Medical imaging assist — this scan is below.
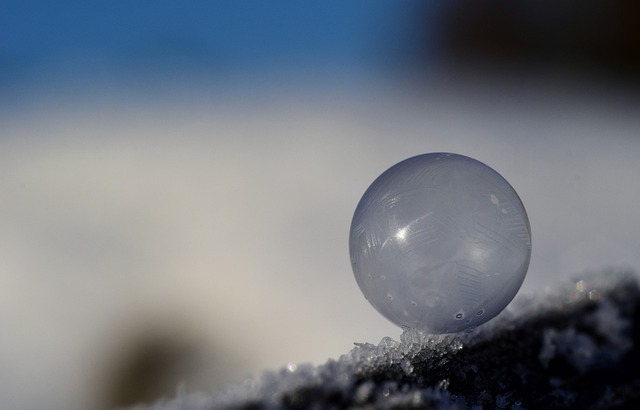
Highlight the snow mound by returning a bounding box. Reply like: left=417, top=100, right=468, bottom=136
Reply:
left=136, top=270, right=640, bottom=409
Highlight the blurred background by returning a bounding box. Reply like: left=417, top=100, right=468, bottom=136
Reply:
left=1, top=1, right=639, bottom=409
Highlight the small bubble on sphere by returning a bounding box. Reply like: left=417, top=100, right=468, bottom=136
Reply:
left=349, top=153, right=531, bottom=334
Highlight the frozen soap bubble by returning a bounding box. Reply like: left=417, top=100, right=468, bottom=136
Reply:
left=349, top=153, right=531, bottom=334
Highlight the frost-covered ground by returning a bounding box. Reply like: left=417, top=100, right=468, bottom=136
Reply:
left=140, top=270, right=640, bottom=409
left=1, top=74, right=639, bottom=409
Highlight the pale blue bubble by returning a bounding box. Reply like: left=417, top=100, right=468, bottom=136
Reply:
left=349, top=153, right=531, bottom=334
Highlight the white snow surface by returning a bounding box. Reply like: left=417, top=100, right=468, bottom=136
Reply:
left=139, top=271, right=636, bottom=409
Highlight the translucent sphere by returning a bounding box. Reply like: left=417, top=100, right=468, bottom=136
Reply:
left=349, top=153, right=531, bottom=334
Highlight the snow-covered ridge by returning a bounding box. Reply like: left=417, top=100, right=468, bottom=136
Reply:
left=139, top=270, right=639, bottom=409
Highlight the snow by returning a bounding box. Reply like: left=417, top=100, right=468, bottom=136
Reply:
left=136, top=270, right=640, bottom=409
left=0, top=62, right=638, bottom=409
left=538, top=298, right=631, bottom=374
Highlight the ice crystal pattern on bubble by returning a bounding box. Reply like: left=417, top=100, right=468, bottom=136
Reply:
left=349, top=153, right=531, bottom=333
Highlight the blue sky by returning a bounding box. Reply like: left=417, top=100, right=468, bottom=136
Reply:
left=1, top=1, right=433, bottom=87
